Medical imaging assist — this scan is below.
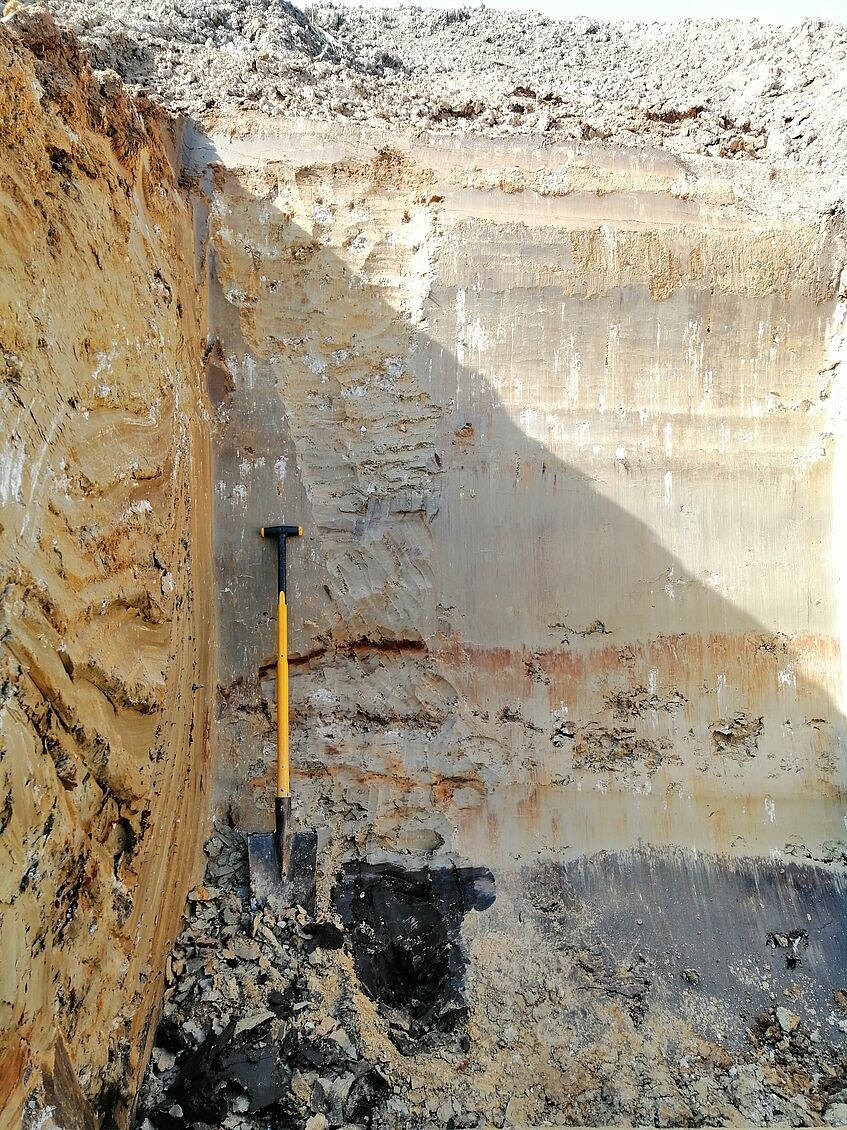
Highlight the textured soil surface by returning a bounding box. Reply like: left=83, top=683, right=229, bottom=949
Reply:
left=136, top=829, right=847, bottom=1129
left=0, top=7, right=213, bottom=1121
left=46, top=0, right=847, bottom=177
left=5, top=4, right=845, bottom=1127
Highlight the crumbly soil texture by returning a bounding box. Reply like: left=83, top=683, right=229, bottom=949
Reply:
left=49, top=0, right=847, bottom=179
left=136, top=829, right=847, bottom=1130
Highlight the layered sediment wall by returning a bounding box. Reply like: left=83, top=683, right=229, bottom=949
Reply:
left=196, top=122, right=847, bottom=1121
left=206, top=121, right=846, bottom=868
left=1, top=2, right=846, bottom=1126
left=0, top=12, right=213, bottom=1124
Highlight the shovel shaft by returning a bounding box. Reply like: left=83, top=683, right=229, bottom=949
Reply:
left=254, top=522, right=316, bottom=908
left=261, top=523, right=300, bottom=802
left=277, top=590, right=290, bottom=798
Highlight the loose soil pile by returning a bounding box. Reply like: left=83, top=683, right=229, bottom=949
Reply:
left=137, top=829, right=847, bottom=1129
left=47, top=0, right=847, bottom=177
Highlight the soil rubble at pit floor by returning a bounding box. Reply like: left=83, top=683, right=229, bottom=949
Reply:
left=45, top=0, right=847, bottom=182
left=135, top=827, right=847, bottom=1129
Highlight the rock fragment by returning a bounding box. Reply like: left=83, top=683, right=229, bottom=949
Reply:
left=776, top=1006, right=801, bottom=1034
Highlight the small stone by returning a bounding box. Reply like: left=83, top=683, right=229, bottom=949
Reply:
left=312, top=1078, right=339, bottom=1121
left=188, top=885, right=220, bottom=901
left=328, top=1027, right=357, bottom=1059
left=260, top=924, right=282, bottom=949
left=182, top=1020, right=205, bottom=1044
left=234, top=1009, right=275, bottom=1036
left=330, top=1072, right=355, bottom=1104
left=305, top=1116, right=329, bottom=1130
left=291, top=1069, right=313, bottom=1103
left=504, top=1095, right=527, bottom=1125
left=775, top=1006, right=800, bottom=1033
left=824, top=1104, right=847, bottom=1127
left=231, top=937, right=260, bottom=962
left=152, top=1046, right=176, bottom=1072
left=437, top=1098, right=455, bottom=1124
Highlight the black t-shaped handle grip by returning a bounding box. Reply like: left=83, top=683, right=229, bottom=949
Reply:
left=260, top=524, right=302, bottom=597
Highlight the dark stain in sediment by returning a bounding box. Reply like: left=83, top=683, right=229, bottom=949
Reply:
left=206, top=362, right=235, bottom=408
left=332, top=861, right=495, bottom=1049
left=286, top=636, right=428, bottom=670
left=519, top=848, right=847, bottom=1045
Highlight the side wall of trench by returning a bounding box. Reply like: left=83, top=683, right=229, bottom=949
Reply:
left=0, top=16, right=214, bottom=1125
left=9, top=16, right=845, bottom=1123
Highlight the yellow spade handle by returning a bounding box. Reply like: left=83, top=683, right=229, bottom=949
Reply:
left=277, top=591, right=290, bottom=798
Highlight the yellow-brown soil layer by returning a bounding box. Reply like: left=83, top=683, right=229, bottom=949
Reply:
left=0, top=10, right=212, bottom=1124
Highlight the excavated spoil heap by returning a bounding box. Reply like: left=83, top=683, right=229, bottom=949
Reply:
left=1, top=2, right=847, bottom=1127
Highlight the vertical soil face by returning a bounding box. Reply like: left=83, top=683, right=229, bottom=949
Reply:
left=206, top=123, right=846, bottom=868
left=0, top=12, right=213, bottom=1124
left=192, top=122, right=847, bottom=1122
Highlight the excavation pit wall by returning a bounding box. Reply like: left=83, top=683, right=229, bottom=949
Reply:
left=2, top=13, right=847, bottom=1122
left=0, top=12, right=214, bottom=1127
left=200, top=117, right=847, bottom=1075
left=205, top=122, right=847, bottom=861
